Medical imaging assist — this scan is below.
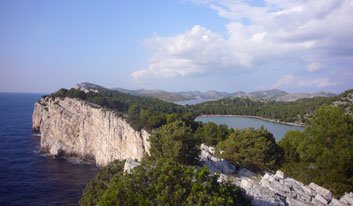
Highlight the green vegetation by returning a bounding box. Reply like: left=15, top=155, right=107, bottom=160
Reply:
left=194, top=122, right=233, bottom=146
left=216, top=127, right=284, bottom=172
left=80, top=159, right=250, bottom=206
left=279, top=106, right=353, bottom=196
left=190, top=96, right=338, bottom=124
left=149, top=121, right=200, bottom=165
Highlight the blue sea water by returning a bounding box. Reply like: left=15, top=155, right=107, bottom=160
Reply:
left=0, top=93, right=99, bottom=206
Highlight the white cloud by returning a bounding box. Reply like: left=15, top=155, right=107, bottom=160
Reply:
left=272, top=74, right=296, bottom=88
left=306, top=62, right=321, bottom=72
left=133, top=0, right=353, bottom=80
left=273, top=74, right=337, bottom=89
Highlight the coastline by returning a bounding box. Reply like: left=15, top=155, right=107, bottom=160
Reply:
left=196, top=114, right=304, bottom=127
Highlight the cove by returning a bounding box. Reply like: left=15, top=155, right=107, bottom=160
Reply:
left=195, top=115, right=304, bottom=141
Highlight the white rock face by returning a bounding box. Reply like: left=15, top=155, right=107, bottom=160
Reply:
left=32, top=97, right=150, bottom=166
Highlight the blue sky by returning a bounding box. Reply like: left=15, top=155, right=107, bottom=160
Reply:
left=1, top=0, right=352, bottom=93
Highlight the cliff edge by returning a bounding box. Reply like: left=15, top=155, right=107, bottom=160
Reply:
left=32, top=97, right=150, bottom=166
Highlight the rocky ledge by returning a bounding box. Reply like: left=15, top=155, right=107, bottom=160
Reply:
left=32, top=97, right=150, bottom=166
left=200, top=144, right=353, bottom=206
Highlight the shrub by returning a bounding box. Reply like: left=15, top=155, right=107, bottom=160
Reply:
left=149, top=121, right=200, bottom=165
left=216, top=127, right=283, bottom=172
left=80, top=160, right=250, bottom=206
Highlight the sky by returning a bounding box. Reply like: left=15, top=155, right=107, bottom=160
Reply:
left=1, top=0, right=353, bottom=93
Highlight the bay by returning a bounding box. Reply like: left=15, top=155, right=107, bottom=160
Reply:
left=195, top=115, right=304, bottom=141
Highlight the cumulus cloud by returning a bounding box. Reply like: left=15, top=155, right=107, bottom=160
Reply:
left=273, top=74, right=337, bottom=88
left=272, top=74, right=296, bottom=88
left=132, top=0, right=353, bottom=80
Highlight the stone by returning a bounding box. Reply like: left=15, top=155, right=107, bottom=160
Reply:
left=237, top=167, right=256, bottom=177
left=286, top=197, right=310, bottom=206
left=340, top=192, right=353, bottom=205
left=267, top=180, right=293, bottom=197
left=330, top=198, right=347, bottom=206
left=123, top=158, right=140, bottom=173
left=315, top=194, right=329, bottom=204
left=295, top=192, right=312, bottom=203
left=199, top=144, right=236, bottom=174
left=33, top=97, right=150, bottom=166
left=309, top=183, right=333, bottom=202
left=241, top=178, right=255, bottom=189
left=217, top=173, right=229, bottom=183
left=197, top=142, right=352, bottom=206
left=262, top=173, right=275, bottom=183
left=275, top=170, right=285, bottom=179
left=301, top=185, right=317, bottom=197
left=311, top=197, right=329, bottom=206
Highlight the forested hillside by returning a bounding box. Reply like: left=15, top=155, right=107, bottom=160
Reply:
left=190, top=90, right=353, bottom=124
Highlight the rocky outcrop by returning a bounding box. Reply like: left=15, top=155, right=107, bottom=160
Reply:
left=32, top=97, right=150, bottom=166
left=199, top=144, right=236, bottom=174
left=200, top=144, right=353, bottom=206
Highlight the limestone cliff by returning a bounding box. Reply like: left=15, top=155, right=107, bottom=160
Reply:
left=32, top=97, right=150, bottom=166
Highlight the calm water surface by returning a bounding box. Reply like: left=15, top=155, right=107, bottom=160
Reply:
left=195, top=115, right=304, bottom=141
left=174, top=99, right=217, bottom=105
left=0, top=93, right=99, bottom=206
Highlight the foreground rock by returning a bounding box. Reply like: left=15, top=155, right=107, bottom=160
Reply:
left=200, top=144, right=353, bottom=206
left=33, top=97, right=150, bottom=166
left=199, top=144, right=236, bottom=174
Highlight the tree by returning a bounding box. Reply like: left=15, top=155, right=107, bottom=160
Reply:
left=216, top=127, right=283, bottom=171
left=80, top=160, right=250, bottom=206
left=278, top=130, right=305, bottom=162
left=280, top=106, right=353, bottom=196
left=149, top=121, right=200, bottom=165
left=299, top=106, right=353, bottom=163
left=194, top=122, right=231, bottom=146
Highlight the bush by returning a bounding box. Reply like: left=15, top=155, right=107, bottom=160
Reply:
left=278, top=130, right=305, bottom=162
left=149, top=121, right=200, bottom=165
left=279, top=106, right=353, bottom=196
left=216, top=127, right=283, bottom=172
left=80, top=160, right=125, bottom=206
left=194, top=122, right=232, bottom=146
left=80, top=160, right=250, bottom=206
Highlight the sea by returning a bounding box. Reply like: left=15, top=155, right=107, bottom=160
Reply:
left=0, top=93, right=99, bottom=206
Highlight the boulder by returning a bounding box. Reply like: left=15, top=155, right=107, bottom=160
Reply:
left=330, top=198, right=347, bottom=206
left=315, top=194, right=329, bottom=205
left=275, top=170, right=285, bottom=179
left=340, top=192, right=353, bottom=205
left=309, top=183, right=333, bottom=202
left=286, top=197, right=310, bottom=206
